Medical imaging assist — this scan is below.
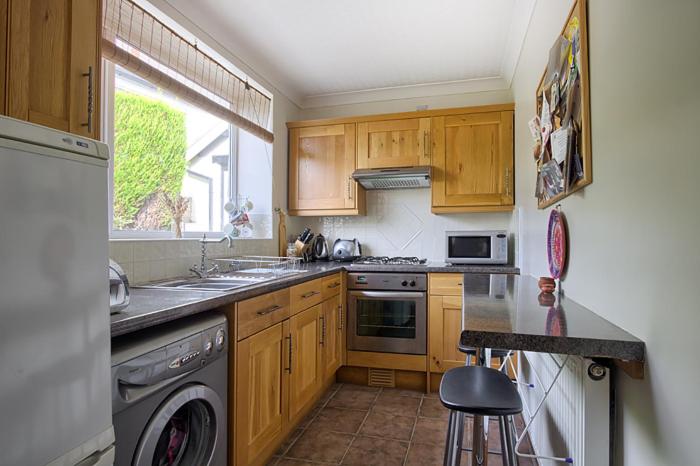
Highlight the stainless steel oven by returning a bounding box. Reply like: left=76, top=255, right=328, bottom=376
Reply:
left=347, top=273, right=427, bottom=355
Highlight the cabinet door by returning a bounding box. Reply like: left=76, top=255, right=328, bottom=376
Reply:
left=6, top=0, right=99, bottom=138
left=236, top=322, right=288, bottom=466
left=288, top=304, right=322, bottom=423
left=289, top=124, right=359, bottom=213
left=428, top=295, right=467, bottom=372
left=431, top=111, right=513, bottom=212
left=357, top=118, right=431, bottom=169
left=321, top=295, right=343, bottom=381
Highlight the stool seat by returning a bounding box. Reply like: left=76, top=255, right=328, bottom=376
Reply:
left=458, top=343, right=510, bottom=359
left=439, top=366, right=522, bottom=416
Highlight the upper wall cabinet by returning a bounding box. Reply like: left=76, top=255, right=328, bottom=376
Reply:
left=431, top=110, right=514, bottom=213
left=287, top=104, right=513, bottom=216
left=4, top=0, right=101, bottom=139
left=288, top=123, right=366, bottom=216
left=357, top=118, right=431, bottom=169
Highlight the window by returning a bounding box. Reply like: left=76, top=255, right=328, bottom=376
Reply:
left=104, top=62, right=273, bottom=239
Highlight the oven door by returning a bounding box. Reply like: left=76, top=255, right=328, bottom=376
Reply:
left=347, top=290, right=426, bottom=355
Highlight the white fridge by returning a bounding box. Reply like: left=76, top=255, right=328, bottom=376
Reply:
left=0, top=116, right=114, bottom=466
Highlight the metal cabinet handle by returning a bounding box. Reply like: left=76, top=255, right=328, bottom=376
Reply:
left=81, top=66, right=94, bottom=134
left=256, top=304, right=281, bottom=316
left=285, top=335, right=292, bottom=373
left=327, top=282, right=341, bottom=289
left=337, top=304, right=343, bottom=330
left=423, top=131, right=430, bottom=158
left=319, top=316, right=326, bottom=345
left=301, top=290, right=320, bottom=299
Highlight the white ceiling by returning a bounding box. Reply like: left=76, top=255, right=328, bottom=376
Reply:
left=160, top=0, right=536, bottom=108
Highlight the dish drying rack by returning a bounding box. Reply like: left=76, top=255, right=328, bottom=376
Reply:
left=212, top=255, right=302, bottom=276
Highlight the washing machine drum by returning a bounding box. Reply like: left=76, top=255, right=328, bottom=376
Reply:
left=134, top=384, right=224, bottom=466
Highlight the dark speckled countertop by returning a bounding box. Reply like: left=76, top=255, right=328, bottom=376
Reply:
left=459, top=274, right=645, bottom=363
left=111, top=262, right=519, bottom=337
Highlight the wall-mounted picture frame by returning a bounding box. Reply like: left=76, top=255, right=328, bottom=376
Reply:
left=534, top=0, right=592, bottom=209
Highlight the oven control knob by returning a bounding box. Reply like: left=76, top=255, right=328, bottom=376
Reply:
left=409, top=280, right=416, bottom=287
left=401, top=280, right=408, bottom=286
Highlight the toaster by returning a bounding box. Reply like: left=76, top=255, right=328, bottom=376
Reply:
left=109, top=259, right=130, bottom=313
left=331, top=238, right=362, bottom=262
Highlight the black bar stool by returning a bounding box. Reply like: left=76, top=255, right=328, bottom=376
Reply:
left=440, top=365, right=523, bottom=466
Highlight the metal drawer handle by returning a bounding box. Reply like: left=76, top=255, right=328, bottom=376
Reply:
left=301, top=290, right=320, bottom=299
left=285, top=335, right=292, bottom=373
left=327, top=282, right=341, bottom=289
left=256, top=304, right=282, bottom=316
left=81, top=66, right=94, bottom=133
left=319, top=316, right=325, bottom=345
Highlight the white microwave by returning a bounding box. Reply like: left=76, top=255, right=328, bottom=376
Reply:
left=445, top=230, right=508, bottom=265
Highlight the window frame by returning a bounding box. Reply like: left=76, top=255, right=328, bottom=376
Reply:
left=103, top=59, right=239, bottom=240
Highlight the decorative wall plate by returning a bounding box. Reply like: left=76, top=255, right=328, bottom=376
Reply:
left=547, top=209, right=567, bottom=279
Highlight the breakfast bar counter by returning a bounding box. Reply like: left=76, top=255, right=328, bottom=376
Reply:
left=459, top=273, right=645, bottom=372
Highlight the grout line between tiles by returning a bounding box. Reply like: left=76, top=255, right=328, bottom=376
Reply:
left=334, top=385, right=382, bottom=465
left=401, top=393, right=424, bottom=466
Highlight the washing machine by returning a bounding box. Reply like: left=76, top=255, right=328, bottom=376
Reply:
left=111, top=312, right=228, bottom=466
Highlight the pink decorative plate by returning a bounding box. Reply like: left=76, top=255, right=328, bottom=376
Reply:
left=547, top=209, right=567, bottom=279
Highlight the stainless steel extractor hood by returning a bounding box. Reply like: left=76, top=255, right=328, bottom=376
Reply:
left=351, top=166, right=431, bottom=190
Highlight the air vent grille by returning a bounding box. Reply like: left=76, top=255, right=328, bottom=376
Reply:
left=367, top=178, right=422, bottom=189
left=368, top=368, right=395, bottom=387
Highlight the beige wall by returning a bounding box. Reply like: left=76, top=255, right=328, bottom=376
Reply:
left=512, top=1, right=700, bottom=464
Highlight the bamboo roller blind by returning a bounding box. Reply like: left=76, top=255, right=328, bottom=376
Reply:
left=102, top=0, right=274, bottom=143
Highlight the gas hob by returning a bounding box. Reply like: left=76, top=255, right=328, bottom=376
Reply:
left=351, top=256, right=428, bottom=266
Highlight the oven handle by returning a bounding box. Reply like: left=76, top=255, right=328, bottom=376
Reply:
left=349, top=290, right=426, bottom=299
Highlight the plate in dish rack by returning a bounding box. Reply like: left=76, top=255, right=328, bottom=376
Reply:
left=547, top=209, right=567, bottom=279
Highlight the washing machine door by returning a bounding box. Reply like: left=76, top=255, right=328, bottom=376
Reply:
left=133, top=384, right=224, bottom=466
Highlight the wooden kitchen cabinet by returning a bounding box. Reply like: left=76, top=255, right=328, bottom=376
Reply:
left=0, top=0, right=7, bottom=114
left=4, top=0, right=101, bottom=139
left=356, top=117, right=431, bottom=169
left=431, top=111, right=514, bottom=213
left=235, top=321, right=290, bottom=466
left=288, top=123, right=366, bottom=216
left=321, top=293, right=343, bottom=382
left=288, top=304, right=322, bottom=424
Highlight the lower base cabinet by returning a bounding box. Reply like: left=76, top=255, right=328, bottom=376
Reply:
left=288, top=305, right=322, bottom=424
left=321, top=294, right=343, bottom=381
left=235, top=321, right=289, bottom=466
left=234, top=274, right=345, bottom=465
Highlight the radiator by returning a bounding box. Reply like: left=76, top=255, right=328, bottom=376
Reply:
left=518, top=352, right=610, bottom=465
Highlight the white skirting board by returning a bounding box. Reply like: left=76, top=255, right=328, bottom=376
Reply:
left=518, top=352, right=610, bottom=465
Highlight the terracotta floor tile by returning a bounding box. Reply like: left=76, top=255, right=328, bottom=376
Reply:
left=405, top=442, right=444, bottom=466
left=372, top=392, right=421, bottom=417
left=341, top=436, right=409, bottom=466
left=276, top=458, right=333, bottom=465
left=418, top=397, right=449, bottom=419
left=296, top=406, right=321, bottom=429
left=380, top=387, right=424, bottom=398
left=285, top=427, right=353, bottom=463
left=411, top=416, right=449, bottom=445
left=327, top=386, right=379, bottom=410
left=309, top=406, right=368, bottom=434
left=359, top=409, right=416, bottom=441
left=276, top=428, right=303, bottom=456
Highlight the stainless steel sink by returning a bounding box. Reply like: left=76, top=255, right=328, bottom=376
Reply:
left=138, top=276, right=268, bottom=291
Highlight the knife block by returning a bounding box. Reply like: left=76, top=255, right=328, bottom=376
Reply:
left=294, top=240, right=313, bottom=262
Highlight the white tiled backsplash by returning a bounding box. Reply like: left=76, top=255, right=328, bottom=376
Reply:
left=109, top=239, right=273, bottom=285
left=294, top=189, right=517, bottom=262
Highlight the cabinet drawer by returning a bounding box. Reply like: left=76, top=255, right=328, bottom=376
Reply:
left=322, top=274, right=342, bottom=299
left=429, top=273, right=463, bottom=296
left=237, top=288, right=290, bottom=340
left=290, top=278, right=324, bottom=315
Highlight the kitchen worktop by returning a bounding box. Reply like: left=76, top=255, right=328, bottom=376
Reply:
left=111, top=262, right=519, bottom=337
left=459, top=273, right=645, bottom=366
